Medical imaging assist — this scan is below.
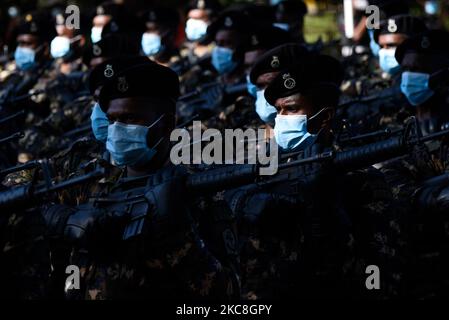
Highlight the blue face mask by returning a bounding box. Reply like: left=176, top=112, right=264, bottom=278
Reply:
left=273, top=23, right=290, bottom=31
left=368, top=29, right=380, bottom=57
left=212, top=46, right=237, bottom=75
left=14, top=46, right=36, bottom=70
left=378, top=48, right=400, bottom=75
left=185, top=18, right=208, bottom=41
left=106, top=115, right=164, bottom=167
left=255, top=89, right=277, bottom=123
left=270, top=0, right=284, bottom=5
left=91, top=26, right=103, bottom=43
left=246, top=74, right=257, bottom=97
left=50, top=36, right=71, bottom=59
left=425, top=1, right=439, bottom=15
left=90, top=103, right=109, bottom=143
left=401, top=71, right=435, bottom=106
left=274, top=114, right=314, bottom=151
left=141, top=33, right=162, bottom=56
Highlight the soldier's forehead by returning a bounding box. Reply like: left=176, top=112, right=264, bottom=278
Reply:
left=106, top=97, right=169, bottom=114
left=275, top=94, right=302, bottom=107
left=256, top=71, right=280, bottom=85
left=378, top=33, right=407, bottom=45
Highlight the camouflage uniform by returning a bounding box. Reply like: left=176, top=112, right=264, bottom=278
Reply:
left=227, top=137, right=403, bottom=299
left=377, top=138, right=449, bottom=298
left=44, top=165, right=240, bottom=300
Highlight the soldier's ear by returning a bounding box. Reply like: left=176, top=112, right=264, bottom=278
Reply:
left=41, top=43, right=50, bottom=58
left=321, top=108, right=334, bottom=129
left=78, top=35, right=86, bottom=47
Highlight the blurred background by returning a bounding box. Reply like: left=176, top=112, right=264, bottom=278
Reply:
left=1, top=0, right=447, bottom=51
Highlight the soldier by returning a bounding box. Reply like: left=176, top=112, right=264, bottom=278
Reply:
left=207, top=11, right=250, bottom=85
left=50, top=11, right=89, bottom=75
left=90, top=1, right=131, bottom=44
left=43, top=59, right=239, bottom=299
left=247, top=43, right=309, bottom=134
left=226, top=53, right=401, bottom=299
left=140, top=7, right=181, bottom=67
left=339, top=15, right=428, bottom=135
left=4, top=11, right=55, bottom=162
left=203, top=29, right=294, bottom=132
left=395, top=30, right=449, bottom=135
left=272, top=0, right=308, bottom=43
left=183, top=0, right=222, bottom=58
left=373, top=30, right=449, bottom=298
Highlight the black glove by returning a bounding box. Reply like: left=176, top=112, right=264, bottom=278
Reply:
left=143, top=165, right=192, bottom=254
left=296, top=142, right=334, bottom=202
left=41, top=204, right=77, bottom=239
left=42, top=204, right=126, bottom=250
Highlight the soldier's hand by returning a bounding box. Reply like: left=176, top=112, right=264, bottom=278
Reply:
left=144, top=165, right=192, bottom=253
left=297, top=142, right=334, bottom=201
left=42, top=204, right=125, bottom=249
left=41, top=204, right=77, bottom=239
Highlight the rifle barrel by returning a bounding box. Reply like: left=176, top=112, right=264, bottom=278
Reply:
left=0, top=131, right=24, bottom=144
left=0, top=110, right=25, bottom=125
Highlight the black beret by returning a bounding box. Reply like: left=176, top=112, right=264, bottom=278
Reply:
left=100, top=17, right=144, bottom=39
left=368, top=0, right=410, bottom=18
left=228, top=3, right=275, bottom=23
left=82, top=33, right=142, bottom=66
left=206, top=10, right=251, bottom=39
left=275, top=1, right=308, bottom=16
left=249, top=43, right=309, bottom=85
left=374, top=15, right=427, bottom=43
left=395, top=30, right=449, bottom=65
left=88, top=55, right=150, bottom=95
left=243, top=25, right=291, bottom=54
left=188, top=0, right=222, bottom=13
left=265, top=54, right=343, bottom=106
left=53, top=11, right=89, bottom=35
left=95, top=2, right=123, bottom=18
left=142, top=7, right=180, bottom=30
left=99, top=60, right=180, bottom=112
left=16, top=11, right=55, bottom=42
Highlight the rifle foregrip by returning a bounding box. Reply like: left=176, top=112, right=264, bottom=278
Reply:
left=186, top=164, right=257, bottom=194
left=0, top=185, right=33, bottom=211
left=334, top=136, right=405, bottom=170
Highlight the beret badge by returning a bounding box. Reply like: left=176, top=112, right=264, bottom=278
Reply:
left=93, top=44, right=102, bottom=56
left=104, top=64, right=114, bottom=78
left=117, top=77, right=129, bottom=93
left=224, top=17, right=233, bottom=27
left=421, top=36, right=431, bottom=49
left=271, top=56, right=280, bottom=68
left=283, top=73, right=296, bottom=90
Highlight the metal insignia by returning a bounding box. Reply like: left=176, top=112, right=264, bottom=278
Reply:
left=421, top=37, right=430, bottom=49
left=198, top=0, right=206, bottom=9
left=110, top=21, right=118, bottom=32
left=271, top=56, right=280, bottom=68
left=251, top=35, right=259, bottom=46
left=104, top=64, right=114, bottom=78
left=117, top=77, right=129, bottom=93
left=283, top=73, right=296, bottom=89
left=30, top=22, right=37, bottom=33
left=93, top=44, right=102, bottom=56
left=387, top=19, right=398, bottom=33
left=224, top=17, right=233, bottom=27
left=97, top=6, right=104, bottom=15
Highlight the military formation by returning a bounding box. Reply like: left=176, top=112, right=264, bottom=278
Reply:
left=0, top=0, right=449, bottom=300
